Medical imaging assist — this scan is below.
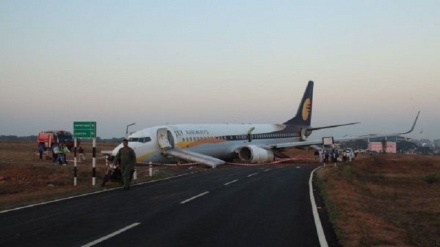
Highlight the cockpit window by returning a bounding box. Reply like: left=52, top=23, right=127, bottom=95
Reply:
left=128, top=137, right=151, bottom=143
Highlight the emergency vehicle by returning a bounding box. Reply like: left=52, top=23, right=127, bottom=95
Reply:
left=37, top=130, right=76, bottom=150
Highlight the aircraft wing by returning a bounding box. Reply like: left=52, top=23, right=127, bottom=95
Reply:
left=273, top=139, right=327, bottom=149
left=273, top=111, right=420, bottom=149
left=308, top=122, right=360, bottom=131
left=355, top=111, right=420, bottom=139
left=164, top=148, right=225, bottom=168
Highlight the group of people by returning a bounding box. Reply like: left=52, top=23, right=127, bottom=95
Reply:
left=37, top=143, right=86, bottom=165
left=314, top=148, right=356, bottom=164
left=38, top=138, right=136, bottom=191
left=51, top=143, right=71, bottom=165
left=314, top=148, right=340, bottom=164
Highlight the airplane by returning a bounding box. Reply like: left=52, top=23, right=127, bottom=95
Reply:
left=109, top=81, right=419, bottom=168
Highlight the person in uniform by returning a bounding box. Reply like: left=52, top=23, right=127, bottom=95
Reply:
left=114, top=139, right=136, bottom=191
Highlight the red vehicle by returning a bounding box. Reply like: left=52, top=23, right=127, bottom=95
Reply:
left=37, top=130, right=76, bottom=150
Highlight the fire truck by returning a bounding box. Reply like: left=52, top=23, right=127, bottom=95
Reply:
left=37, top=130, right=76, bottom=150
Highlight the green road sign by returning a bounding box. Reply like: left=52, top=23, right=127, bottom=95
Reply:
left=74, top=121, right=97, bottom=138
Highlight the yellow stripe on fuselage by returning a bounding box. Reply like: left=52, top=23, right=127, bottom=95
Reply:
left=176, top=138, right=227, bottom=149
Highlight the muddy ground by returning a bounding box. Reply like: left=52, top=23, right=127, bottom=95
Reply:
left=0, top=141, right=200, bottom=211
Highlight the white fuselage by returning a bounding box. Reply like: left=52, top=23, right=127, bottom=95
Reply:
left=111, top=123, right=302, bottom=164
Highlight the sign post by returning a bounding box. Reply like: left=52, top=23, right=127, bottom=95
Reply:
left=73, top=122, right=96, bottom=139
left=73, top=121, right=97, bottom=186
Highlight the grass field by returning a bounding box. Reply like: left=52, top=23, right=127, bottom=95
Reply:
left=316, top=154, right=440, bottom=246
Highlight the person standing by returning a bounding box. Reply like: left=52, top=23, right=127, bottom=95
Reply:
left=324, top=149, right=329, bottom=163
left=38, top=143, right=45, bottom=160
left=318, top=149, right=323, bottom=163
left=62, top=143, right=70, bottom=165
left=57, top=143, right=70, bottom=165
left=52, top=144, right=59, bottom=165
left=78, top=146, right=86, bottom=162
left=332, top=149, right=339, bottom=164
left=114, top=139, right=136, bottom=191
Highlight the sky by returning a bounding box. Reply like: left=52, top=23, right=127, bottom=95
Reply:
left=1, top=1, right=439, bottom=140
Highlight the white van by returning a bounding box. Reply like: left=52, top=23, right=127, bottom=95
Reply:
left=343, top=148, right=355, bottom=161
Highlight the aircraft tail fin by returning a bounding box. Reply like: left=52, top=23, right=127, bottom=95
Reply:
left=284, top=80, right=314, bottom=126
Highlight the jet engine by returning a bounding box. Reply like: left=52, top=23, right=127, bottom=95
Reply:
left=237, top=145, right=275, bottom=163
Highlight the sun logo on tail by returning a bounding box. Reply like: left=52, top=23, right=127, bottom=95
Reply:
left=302, top=98, right=311, bottom=121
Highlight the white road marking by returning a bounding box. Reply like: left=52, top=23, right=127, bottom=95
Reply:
left=81, top=222, right=141, bottom=247
left=180, top=191, right=210, bottom=204
left=0, top=172, right=198, bottom=215
left=263, top=169, right=271, bottom=172
left=247, top=173, right=258, bottom=177
left=309, top=167, right=328, bottom=247
left=224, top=179, right=238, bottom=186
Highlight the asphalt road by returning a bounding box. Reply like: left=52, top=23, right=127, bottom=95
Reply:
left=0, top=164, right=329, bottom=247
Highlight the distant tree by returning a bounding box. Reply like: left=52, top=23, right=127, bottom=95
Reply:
left=0, top=135, right=19, bottom=141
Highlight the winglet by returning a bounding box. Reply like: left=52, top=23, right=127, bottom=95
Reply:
left=400, top=111, right=420, bottom=135
left=360, top=111, right=421, bottom=138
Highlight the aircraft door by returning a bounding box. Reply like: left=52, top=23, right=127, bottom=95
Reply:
left=157, top=128, right=174, bottom=150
